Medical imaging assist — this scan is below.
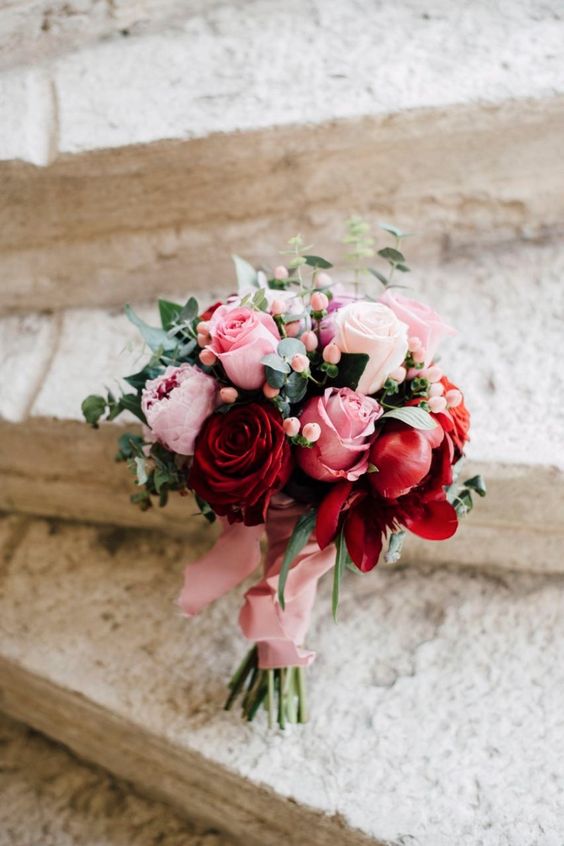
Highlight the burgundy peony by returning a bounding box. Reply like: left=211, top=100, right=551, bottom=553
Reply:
left=189, top=402, right=292, bottom=526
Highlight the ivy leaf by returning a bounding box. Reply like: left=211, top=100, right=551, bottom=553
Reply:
left=82, top=394, right=107, bottom=426
left=332, top=528, right=351, bottom=621
left=382, top=406, right=436, bottom=430
left=303, top=255, right=333, bottom=269
left=331, top=352, right=368, bottom=390
left=277, top=337, right=306, bottom=358
left=125, top=305, right=177, bottom=352
left=261, top=353, right=291, bottom=374
left=378, top=247, right=406, bottom=264
left=119, top=393, right=148, bottom=425
left=463, top=475, right=487, bottom=497
left=232, top=254, right=258, bottom=292
left=278, top=509, right=317, bottom=609
left=158, top=299, right=182, bottom=330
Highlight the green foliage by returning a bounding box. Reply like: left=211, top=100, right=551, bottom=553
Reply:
left=195, top=494, right=216, bottom=523
left=332, top=527, right=351, bottom=621
left=382, top=406, right=436, bottom=430
left=331, top=353, right=369, bottom=390
left=278, top=509, right=317, bottom=609
left=277, top=337, right=306, bottom=358
left=81, top=394, right=107, bottom=426
left=285, top=371, right=308, bottom=403
left=303, top=255, right=333, bottom=269
left=261, top=353, right=291, bottom=374
left=232, top=254, right=258, bottom=291
left=158, top=299, right=183, bottom=330
left=124, top=304, right=177, bottom=352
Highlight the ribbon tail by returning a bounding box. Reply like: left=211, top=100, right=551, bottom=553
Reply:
left=178, top=520, right=263, bottom=617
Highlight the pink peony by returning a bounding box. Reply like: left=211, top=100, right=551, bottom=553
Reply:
left=296, top=387, right=382, bottom=482
left=379, top=290, right=455, bottom=367
left=207, top=305, right=280, bottom=390
left=141, top=363, right=217, bottom=456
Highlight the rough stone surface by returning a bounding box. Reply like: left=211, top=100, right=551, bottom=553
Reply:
left=0, top=516, right=563, bottom=846
left=0, top=311, right=58, bottom=422
left=0, top=713, right=229, bottom=846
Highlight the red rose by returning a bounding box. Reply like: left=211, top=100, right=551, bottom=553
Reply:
left=199, top=301, right=223, bottom=322
left=440, top=376, right=470, bottom=456
left=189, top=402, right=292, bottom=526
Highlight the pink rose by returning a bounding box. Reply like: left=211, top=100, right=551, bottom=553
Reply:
left=208, top=305, right=280, bottom=390
left=141, top=364, right=217, bottom=456
left=379, top=290, right=455, bottom=366
left=333, top=301, right=409, bottom=394
left=296, top=387, right=382, bottom=482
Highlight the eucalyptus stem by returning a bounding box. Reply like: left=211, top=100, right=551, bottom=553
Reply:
left=297, top=667, right=309, bottom=723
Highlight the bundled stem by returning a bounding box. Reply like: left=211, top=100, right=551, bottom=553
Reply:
left=225, top=646, right=309, bottom=728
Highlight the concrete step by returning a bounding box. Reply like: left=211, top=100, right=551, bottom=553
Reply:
left=1, top=238, right=562, bottom=573
left=1, top=513, right=563, bottom=846
left=0, top=1, right=563, bottom=312
left=0, top=713, right=229, bottom=846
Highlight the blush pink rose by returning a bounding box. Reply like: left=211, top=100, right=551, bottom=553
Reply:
left=333, top=301, right=409, bottom=394
left=379, top=290, right=455, bottom=366
left=207, top=305, right=280, bottom=390
left=296, top=387, right=382, bottom=482
left=141, top=363, right=217, bottom=456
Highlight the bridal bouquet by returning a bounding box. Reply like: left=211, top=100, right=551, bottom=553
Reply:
left=83, top=220, right=485, bottom=728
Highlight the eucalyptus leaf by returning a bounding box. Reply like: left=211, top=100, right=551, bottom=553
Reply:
left=277, top=337, right=306, bottom=358
left=378, top=247, right=406, bottom=264
left=158, top=299, right=182, bottom=330
left=303, top=255, right=333, bottom=269
left=285, top=371, right=308, bottom=403
left=278, top=509, right=317, bottom=609
left=368, top=268, right=390, bottom=286
left=179, top=296, right=199, bottom=322
left=261, top=353, right=291, bottom=374
left=125, top=305, right=177, bottom=352
left=378, top=223, right=412, bottom=239
left=382, top=406, right=437, bottom=430
left=265, top=365, right=287, bottom=388
left=232, top=254, right=258, bottom=291
left=463, top=475, right=487, bottom=497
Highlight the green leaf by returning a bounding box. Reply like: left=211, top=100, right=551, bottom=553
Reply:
left=115, top=432, right=145, bottom=461
left=252, top=289, right=268, bottom=311
left=382, top=406, right=436, bottom=430
left=320, top=362, right=339, bottom=378
left=378, top=222, right=412, bottom=239
left=232, top=254, right=258, bottom=291
left=124, top=365, right=162, bottom=391
left=277, top=337, right=306, bottom=358
left=331, top=352, right=368, bottom=390
left=332, top=528, right=350, bottom=621
left=179, top=296, right=199, bottom=322
left=261, top=353, right=290, bottom=374
left=265, top=365, right=287, bottom=389
left=195, top=494, right=216, bottom=523
left=368, top=268, right=390, bottom=286
left=153, top=467, right=170, bottom=493
left=303, top=255, right=333, bottom=269
left=119, top=393, right=148, bottom=425
left=278, top=509, right=317, bottom=609
left=134, top=456, right=148, bottom=485
left=463, top=475, right=487, bottom=497
left=395, top=263, right=411, bottom=273
left=81, top=394, right=107, bottom=426
left=285, top=371, right=308, bottom=402
left=124, top=305, right=177, bottom=352
left=158, top=299, right=182, bottom=330
left=378, top=247, right=406, bottom=264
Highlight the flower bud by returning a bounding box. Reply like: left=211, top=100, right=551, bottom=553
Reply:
left=301, top=330, right=319, bottom=352
left=283, top=417, right=301, bottom=437
left=425, top=365, right=443, bottom=383
left=429, top=382, right=445, bottom=397
left=196, top=321, right=210, bottom=335
left=219, top=387, right=238, bottom=404
left=285, top=321, right=301, bottom=338
left=315, top=272, right=332, bottom=288
left=291, top=353, right=309, bottom=373
left=263, top=382, right=280, bottom=399
left=389, top=366, right=406, bottom=384
left=197, top=332, right=209, bottom=347
left=445, top=389, right=462, bottom=408
left=270, top=299, right=285, bottom=316
left=411, top=347, right=426, bottom=364
left=429, top=395, right=447, bottom=413
left=199, top=349, right=217, bottom=367
left=302, top=422, right=321, bottom=443
left=274, top=265, right=289, bottom=281
left=322, top=343, right=341, bottom=365
left=408, top=336, right=423, bottom=353
left=311, top=291, right=329, bottom=311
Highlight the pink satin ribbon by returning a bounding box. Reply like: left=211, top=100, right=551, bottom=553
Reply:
left=178, top=499, right=335, bottom=669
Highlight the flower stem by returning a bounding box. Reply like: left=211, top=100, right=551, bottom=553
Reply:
left=267, top=669, right=275, bottom=728
left=297, top=667, right=309, bottom=723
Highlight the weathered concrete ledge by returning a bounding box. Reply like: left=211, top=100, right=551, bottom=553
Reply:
left=0, top=713, right=229, bottom=846
left=1, top=96, right=564, bottom=313
left=0, top=515, right=563, bottom=845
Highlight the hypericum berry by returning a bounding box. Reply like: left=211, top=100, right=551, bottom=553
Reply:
left=270, top=299, right=285, bottom=316
left=315, top=272, right=332, bottom=287
left=389, top=366, right=407, bottom=384
left=301, top=331, right=319, bottom=352
left=199, top=349, right=217, bottom=366
left=302, top=422, right=321, bottom=443
left=429, top=382, right=445, bottom=397
left=322, top=343, right=341, bottom=365
left=263, top=383, right=280, bottom=399
left=445, top=389, right=462, bottom=408
left=197, top=333, right=209, bottom=347
left=219, top=387, right=238, bottom=404
left=283, top=417, right=301, bottom=437
left=311, top=291, right=329, bottom=311
left=429, top=395, right=447, bottom=413
left=285, top=321, right=301, bottom=337
left=291, top=353, right=309, bottom=373
left=425, top=365, right=443, bottom=383
left=196, top=321, right=210, bottom=335
left=273, top=265, right=289, bottom=281
left=408, top=336, right=423, bottom=353
left=411, top=347, right=426, bottom=364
